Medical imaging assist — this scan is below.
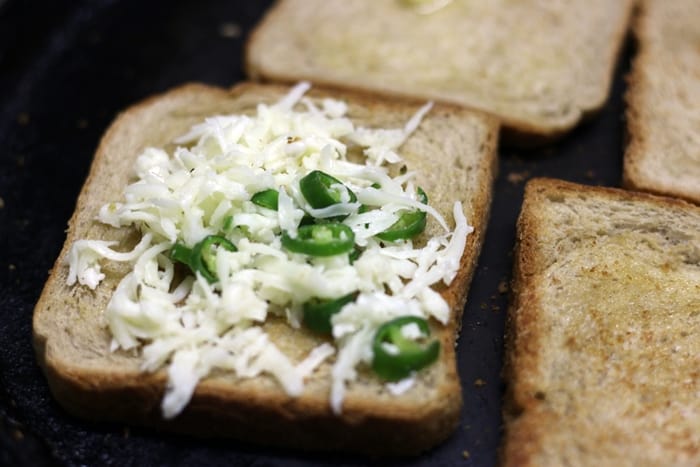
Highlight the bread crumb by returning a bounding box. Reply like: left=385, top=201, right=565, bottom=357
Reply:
left=8, top=264, right=16, bottom=271
left=219, top=22, right=241, bottom=39
left=474, top=378, right=486, bottom=387
left=462, top=450, right=470, bottom=459
left=497, top=280, right=509, bottom=294
left=507, top=170, right=530, bottom=185
left=17, top=112, right=30, bottom=125
left=77, top=118, right=89, bottom=129
left=585, top=169, right=596, bottom=179
left=480, top=302, right=487, bottom=310
left=12, top=429, right=24, bottom=441
left=491, top=305, right=500, bottom=312
left=0, top=197, right=4, bottom=209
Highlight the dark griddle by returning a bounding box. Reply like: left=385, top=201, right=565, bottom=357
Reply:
left=0, top=1, right=631, bottom=465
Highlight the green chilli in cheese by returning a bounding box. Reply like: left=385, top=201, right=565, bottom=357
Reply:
left=66, top=82, right=472, bottom=417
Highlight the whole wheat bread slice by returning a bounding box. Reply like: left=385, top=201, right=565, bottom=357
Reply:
left=502, top=178, right=700, bottom=466
left=32, top=82, right=499, bottom=456
left=245, top=0, right=634, bottom=145
left=624, top=0, right=700, bottom=205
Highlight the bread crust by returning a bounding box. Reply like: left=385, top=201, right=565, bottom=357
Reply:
left=624, top=0, right=700, bottom=204
left=32, top=82, right=499, bottom=456
left=502, top=178, right=700, bottom=465
left=245, top=0, right=634, bottom=146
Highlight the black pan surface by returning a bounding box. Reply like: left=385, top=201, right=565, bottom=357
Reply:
left=0, top=1, right=631, bottom=465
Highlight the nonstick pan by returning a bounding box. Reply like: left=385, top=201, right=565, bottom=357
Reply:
left=0, top=1, right=630, bottom=465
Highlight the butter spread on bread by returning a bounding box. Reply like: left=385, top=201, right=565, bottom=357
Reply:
left=63, top=82, right=472, bottom=418
left=246, top=0, right=634, bottom=144
left=503, top=178, right=700, bottom=465
left=400, top=0, right=454, bottom=15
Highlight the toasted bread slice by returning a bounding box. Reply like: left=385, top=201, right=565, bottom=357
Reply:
left=624, top=0, right=700, bottom=205
left=245, top=0, right=634, bottom=145
left=32, top=82, right=498, bottom=455
left=502, top=178, right=700, bottom=466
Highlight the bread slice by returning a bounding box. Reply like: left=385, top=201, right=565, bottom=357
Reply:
left=245, top=0, right=634, bottom=145
left=624, top=0, right=700, bottom=205
left=32, top=82, right=498, bottom=456
left=502, top=178, right=700, bottom=466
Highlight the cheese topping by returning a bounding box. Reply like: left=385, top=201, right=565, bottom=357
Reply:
left=66, top=83, right=472, bottom=417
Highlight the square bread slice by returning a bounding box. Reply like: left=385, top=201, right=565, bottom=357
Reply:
left=246, top=0, right=634, bottom=144
left=624, top=0, right=700, bottom=205
left=32, top=82, right=499, bottom=456
left=502, top=178, right=700, bottom=466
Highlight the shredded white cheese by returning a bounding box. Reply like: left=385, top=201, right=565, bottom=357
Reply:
left=66, top=82, right=473, bottom=417
left=386, top=377, right=416, bottom=396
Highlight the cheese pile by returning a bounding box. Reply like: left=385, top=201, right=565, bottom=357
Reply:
left=66, top=83, right=472, bottom=417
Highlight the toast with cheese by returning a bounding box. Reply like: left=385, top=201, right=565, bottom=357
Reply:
left=32, top=82, right=498, bottom=455
left=245, top=0, right=634, bottom=144
left=502, top=178, right=700, bottom=466
left=624, top=0, right=700, bottom=204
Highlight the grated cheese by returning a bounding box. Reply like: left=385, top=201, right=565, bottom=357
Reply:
left=66, top=82, right=472, bottom=417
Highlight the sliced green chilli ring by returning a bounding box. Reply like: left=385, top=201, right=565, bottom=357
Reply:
left=299, top=170, right=357, bottom=209
left=303, top=292, right=358, bottom=334
left=416, top=187, right=428, bottom=204
left=281, top=223, right=355, bottom=257
left=170, top=243, right=194, bottom=269
left=190, top=235, right=237, bottom=283
left=222, top=215, right=234, bottom=232
left=375, top=187, right=429, bottom=242
left=348, top=246, right=363, bottom=264
left=251, top=189, right=279, bottom=211
left=371, top=315, right=440, bottom=382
